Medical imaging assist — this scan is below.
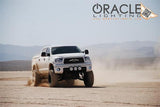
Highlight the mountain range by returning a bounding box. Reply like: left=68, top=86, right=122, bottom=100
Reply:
left=0, top=41, right=159, bottom=61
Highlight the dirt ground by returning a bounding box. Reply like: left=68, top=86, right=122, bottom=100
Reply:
left=0, top=71, right=160, bottom=107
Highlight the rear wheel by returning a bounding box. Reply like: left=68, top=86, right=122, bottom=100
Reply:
left=48, top=67, right=59, bottom=87
left=84, top=71, right=94, bottom=87
left=32, top=69, right=41, bottom=86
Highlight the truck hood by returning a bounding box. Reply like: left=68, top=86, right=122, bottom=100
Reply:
left=51, top=53, right=86, bottom=59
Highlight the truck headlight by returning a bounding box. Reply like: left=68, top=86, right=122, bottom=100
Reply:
left=84, top=56, right=90, bottom=62
left=55, top=58, right=63, bottom=63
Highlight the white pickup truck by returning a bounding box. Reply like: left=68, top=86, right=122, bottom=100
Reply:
left=31, top=46, right=94, bottom=87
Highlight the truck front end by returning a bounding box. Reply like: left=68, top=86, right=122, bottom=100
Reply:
left=52, top=55, right=92, bottom=80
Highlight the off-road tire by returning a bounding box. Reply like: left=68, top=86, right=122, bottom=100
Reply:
left=32, top=70, right=41, bottom=86
left=84, top=71, right=94, bottom=87
left=48, top=69, right=59, bottom=87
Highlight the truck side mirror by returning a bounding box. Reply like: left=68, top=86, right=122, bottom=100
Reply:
left=41, top=52, right=46, bottom=57
left=84, top=49, right=89, bottom=54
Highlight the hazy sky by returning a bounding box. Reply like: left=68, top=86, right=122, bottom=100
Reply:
left=0, top=0, right=160, bottom=47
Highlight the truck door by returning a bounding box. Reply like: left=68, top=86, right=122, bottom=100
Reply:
left=44, top=48, right=50, bottom=71
left=38, top=48, right=47, bottom=71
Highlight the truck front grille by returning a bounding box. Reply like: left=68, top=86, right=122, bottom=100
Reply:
left=64, top=57, right=84, bottom=64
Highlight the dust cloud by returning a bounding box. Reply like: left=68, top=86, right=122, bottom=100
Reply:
left=93, top=61, right=160, bottom=86
left=92, top=41, right=160, bottom=85
left=28, top=58, right=160, bottom=87
left=27, top=57, right=160, bottom=87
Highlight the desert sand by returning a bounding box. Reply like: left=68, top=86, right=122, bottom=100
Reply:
left=0, top=68, right=160, bottom=107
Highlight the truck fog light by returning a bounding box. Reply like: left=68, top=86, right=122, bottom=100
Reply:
left=74, top=67, right=77, bottom=71
left=88, top=66, right=92, bottom=70
left=56, top=68, right=61, bottom=71
left=78, top=66, right=82, bottom=70
left=69, top=67, right=73, bottom=71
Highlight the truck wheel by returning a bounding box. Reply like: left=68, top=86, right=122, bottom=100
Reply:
left=84, top=71, right=94, bottom=87
left=48, top=69, right=58, bottom=87
left=32, top=70, right=41, bottom=86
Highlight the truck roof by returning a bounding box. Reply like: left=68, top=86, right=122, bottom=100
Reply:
left=42, top=45, right=78, bottom=49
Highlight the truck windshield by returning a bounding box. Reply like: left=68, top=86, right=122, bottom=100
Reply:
left=51, top=46, right=81, bottom=55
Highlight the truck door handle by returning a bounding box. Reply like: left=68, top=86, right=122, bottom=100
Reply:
left=39, top=59, right=40, bottom=61
left=44, top=58, right=45, bottom=61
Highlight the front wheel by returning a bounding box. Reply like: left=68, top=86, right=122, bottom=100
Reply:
left=84, top=71, right=94, bottom=87
left=48, top=69, right=59, bottom=87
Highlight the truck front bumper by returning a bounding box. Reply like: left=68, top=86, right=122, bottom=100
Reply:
left=53, top=62, right=92, bottom=74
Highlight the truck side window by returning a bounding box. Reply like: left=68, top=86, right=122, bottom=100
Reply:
left=41, top=48, right=47, bottom=57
